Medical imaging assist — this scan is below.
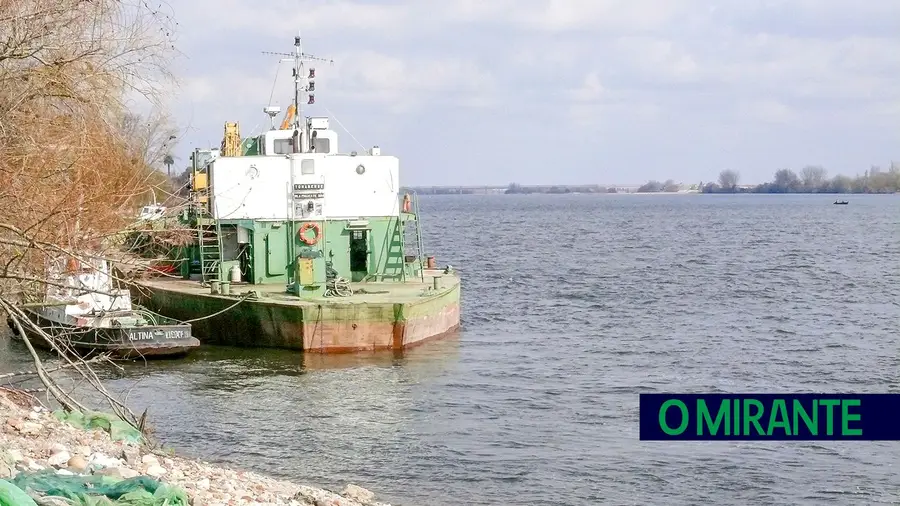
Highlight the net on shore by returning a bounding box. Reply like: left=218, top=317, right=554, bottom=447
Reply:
left=52, top=410, right=143, bottom=444
left=3, top=470, right=189, bottom=506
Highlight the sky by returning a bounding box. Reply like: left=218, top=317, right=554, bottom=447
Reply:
left=159, top=0, right=900, bottom=186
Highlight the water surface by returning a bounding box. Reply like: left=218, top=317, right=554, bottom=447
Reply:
left=2, top=193, right=899, bottom=505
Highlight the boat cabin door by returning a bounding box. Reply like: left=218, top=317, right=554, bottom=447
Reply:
left=349, top=229, right=368, bottom=282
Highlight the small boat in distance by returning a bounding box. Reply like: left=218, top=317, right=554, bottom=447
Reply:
left=834, top=200, right=849, bottom=205
left=7, top=255, right=199, bottom=359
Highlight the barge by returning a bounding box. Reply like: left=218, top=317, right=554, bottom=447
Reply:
left=131, top=32, right=460, bottom=353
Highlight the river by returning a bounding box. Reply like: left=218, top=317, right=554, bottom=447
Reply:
left=2, top=193, right=899, bottom=505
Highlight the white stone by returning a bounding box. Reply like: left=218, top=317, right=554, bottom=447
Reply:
left=6, top=449, right=23, bottom=462
left=342, top=484, right=375, bottom=504
left=141, top=454, right=159, bottom=465
left=47, top=451, right=71, bottom=468
left=20, top=421, right=43, bottom=435
left=119, top=467, right=139, bottom=479
left=49, top=443, right=67, bottom=454
left=96, top=466, right=140, bottom=480
left=89, top=452, right=122, bottom=469
left=56, top=469, right=75, bottom=476
left=196, top=478, right=211, bottom=490
left=145, top=464, right=166, bottom=477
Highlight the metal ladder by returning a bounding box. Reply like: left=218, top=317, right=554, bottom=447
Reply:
left=405, top=192, right=426, bottom=282
left=194, top=187, right=223, bottom=283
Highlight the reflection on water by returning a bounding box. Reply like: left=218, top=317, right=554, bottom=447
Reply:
left=1, top=328, right=464, bottom=500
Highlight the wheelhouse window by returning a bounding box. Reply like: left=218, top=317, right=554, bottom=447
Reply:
left=313, top=137, right=330, bottom=154
left=273, top=138, right=293, bottom=154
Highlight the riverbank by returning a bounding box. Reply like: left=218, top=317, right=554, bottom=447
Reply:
left=0, top=389, right=392, bottom=506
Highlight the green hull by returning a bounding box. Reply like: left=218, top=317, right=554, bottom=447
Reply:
left=131, top=272, right=460, bottom=353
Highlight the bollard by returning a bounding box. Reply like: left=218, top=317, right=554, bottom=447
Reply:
left=210, top=280, right=220, bottom=295
left=220, top=281, right=231, bottom=296
left=432, top=275, right=442, bottom=290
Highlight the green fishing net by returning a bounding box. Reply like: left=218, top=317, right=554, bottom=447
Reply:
left=51, top=410, right=143, bottom=444
left=5, top=470, right=189, bottom=506
left=0, top=479, right=38, bottom=506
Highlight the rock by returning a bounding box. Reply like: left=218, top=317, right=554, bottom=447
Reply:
left=47, top=451, right=71, bottom=468
left=145, top=464, right=166, bottom=478
left=96, top=466, right=139, bottom=480
left=20, top=421, right=43, bottom=435
left=196, top=478, right=211, bottom=491
left=5, top=417, right=24, bottom=432
left=56, top=469, right=75, bottom=476
left=121, top=446, right=140, bottom=466
left=27, top=411, right=40, bottom=420
left=342, top=484, right=375, bottom=504
left=6, top=449, right=24, bottom=463
left=49, top=443, right=67, bottom=454
left=75, top=445, right=91, bottom=457
left=141, top=454, right=159, bottom=465
left=26, top=459, right=44, bottom=471
left=67, top=455, right=88, bottom=472
left=120, top=467, right=139, bottom=479
left=89, top=452, right=121, bottom=469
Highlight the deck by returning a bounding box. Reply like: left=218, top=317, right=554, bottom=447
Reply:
left=134, top=269, right=458, bottom=305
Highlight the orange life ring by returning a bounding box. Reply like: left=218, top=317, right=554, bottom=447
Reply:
left=298, top=222, right=321, bottom=245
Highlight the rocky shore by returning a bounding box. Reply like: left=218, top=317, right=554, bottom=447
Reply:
left=0, top=390, right=392, bottom=506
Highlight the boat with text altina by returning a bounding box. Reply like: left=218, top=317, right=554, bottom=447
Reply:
left=130, top=31, right=461, bottom=353
left=7, top=255, right=198, bottom=359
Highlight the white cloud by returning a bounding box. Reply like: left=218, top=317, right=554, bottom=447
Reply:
left=737, top=99, right=797, bottom=124
left=166, top=0, right=900, bottom=183
left=328, top=51, right=498, bottom=110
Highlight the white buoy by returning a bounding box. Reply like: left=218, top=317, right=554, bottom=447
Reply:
left=229, top=264, right=241, bottom=283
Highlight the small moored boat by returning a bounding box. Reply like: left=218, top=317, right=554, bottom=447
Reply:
left=6, top=255, right=199, bottom=359
left=833, top=200, right=849, bottom=205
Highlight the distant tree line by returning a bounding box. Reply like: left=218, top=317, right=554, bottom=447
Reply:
left=702, top=164, right=900, bottom=194
left=504, top=183, right=612, bottom=194
left=636, top=179, right=686, bottom=193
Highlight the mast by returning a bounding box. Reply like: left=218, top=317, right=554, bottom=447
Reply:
left=292, top=31, right=302, bottom=145
left=263, top=31, right=332, bottom=154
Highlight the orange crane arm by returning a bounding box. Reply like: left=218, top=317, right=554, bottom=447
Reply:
left=280, top=104, right=295, bottom=130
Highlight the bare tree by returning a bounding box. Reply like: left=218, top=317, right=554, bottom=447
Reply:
left=718, top=170, right=740, bottom=192
left=0, top=0, right=185, bottom=435
left=800, top=165, right=828, bottom=191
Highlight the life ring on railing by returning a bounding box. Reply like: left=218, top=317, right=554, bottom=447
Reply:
left=298, top=222, right=321, bottom=245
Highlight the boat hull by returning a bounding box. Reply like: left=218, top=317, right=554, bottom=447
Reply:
left=7, top=310, right=200, bottom=359
left=130, top=272, right=461, bottom=354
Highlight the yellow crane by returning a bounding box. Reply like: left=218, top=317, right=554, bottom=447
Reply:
left=221, top=121, right=241, bottom=157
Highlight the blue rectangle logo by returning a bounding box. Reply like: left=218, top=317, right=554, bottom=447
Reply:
left=639, top=394, right=900, bottom=440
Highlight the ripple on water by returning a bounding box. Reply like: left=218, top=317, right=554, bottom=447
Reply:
left=2, top=194, right=900, bottom=505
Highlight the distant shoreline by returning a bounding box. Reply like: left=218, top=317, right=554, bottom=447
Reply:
left=401, top=187, right=896, bottom=196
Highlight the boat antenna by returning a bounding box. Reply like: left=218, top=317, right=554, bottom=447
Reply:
left=261, top=30, right=333, bottom=153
